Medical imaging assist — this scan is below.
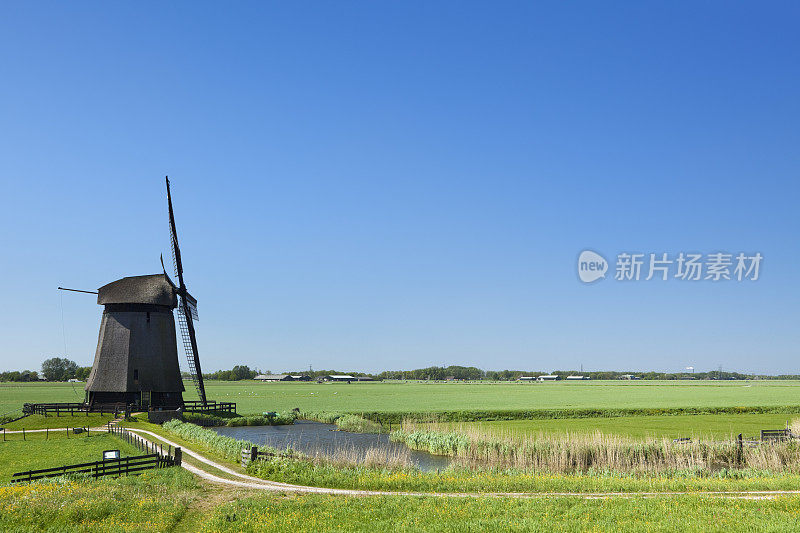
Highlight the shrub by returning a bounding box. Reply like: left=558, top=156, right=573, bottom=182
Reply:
left=302, top=412, right=386, bottom=433
left=226, top=411, right=297, bottom=427
left=333, top=415, right=383, bottom=434
left=182, top=412, right=226, bottom=426
left=302, top=411, right=344, bottom=424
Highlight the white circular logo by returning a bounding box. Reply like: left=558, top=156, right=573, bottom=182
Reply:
left=578, top=250, right=607, bottom=283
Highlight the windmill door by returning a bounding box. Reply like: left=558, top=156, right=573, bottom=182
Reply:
left=141, top=391, right=151, bottom=409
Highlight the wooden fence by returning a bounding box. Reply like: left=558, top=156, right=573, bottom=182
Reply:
left=761, top=429, right=792, bottom=441
left=10, top=426, right=182, bottom=483
left=240, top=446, right=294, bottom=467
left=2, top=426, right=90, bottom=441
left=23, top=400, right=237, bottom=416
left=11, top=453, right=176, bottom=483
left=183, top=400, right=237, bottom=414
left=107, top=424, right=182, bottom=463
left=23, top=402, right=129, bottom=417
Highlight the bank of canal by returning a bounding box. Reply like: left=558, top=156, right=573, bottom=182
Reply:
left=212, top=420, right=450, bottom=471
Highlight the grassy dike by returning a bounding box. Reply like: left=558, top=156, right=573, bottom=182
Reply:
left=3, top=419, right=800, bottom=531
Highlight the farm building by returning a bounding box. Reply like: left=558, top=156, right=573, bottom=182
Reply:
left=619, top=374, right=641, bottom=380
left=290, top=375, right=312, bottom=381
left=322, top=375, right=357, bottom=382
left=537, top=375, right=559, bottom=381
left=566, top=375, right=590, bottom=380
left=254, top=374, right=293, bottom=382
left=517, top=376, right=537, bottom=382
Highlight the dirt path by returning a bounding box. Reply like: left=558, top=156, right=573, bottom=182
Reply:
left=124, top=427, right=800, bottom=500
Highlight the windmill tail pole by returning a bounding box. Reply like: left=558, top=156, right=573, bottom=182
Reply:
left=58, top=287, right=98, bottom=295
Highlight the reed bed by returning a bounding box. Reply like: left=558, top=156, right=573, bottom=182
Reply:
left=302, top=442, right=413, bottom=469
left=301, top=412, right=385, bottom=433
left=391, top=420, right=800, bottom=474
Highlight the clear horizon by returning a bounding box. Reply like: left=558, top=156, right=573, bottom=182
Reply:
left=1, top=3, right=798, bottom=374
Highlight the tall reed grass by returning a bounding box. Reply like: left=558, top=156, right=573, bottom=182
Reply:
left=162, top=419, right=270, bottom=463
left=302, top=443, right=412, bottom=469
left=302, top=412, right=385, bottom=433
left=391, top=421, right=800, bottom=474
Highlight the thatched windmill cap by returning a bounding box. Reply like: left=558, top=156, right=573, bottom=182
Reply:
left=97, top=274, right=178, bottom=308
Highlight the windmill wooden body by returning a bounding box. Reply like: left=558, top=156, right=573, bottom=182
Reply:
left=85, top=274, right=184, bottom=409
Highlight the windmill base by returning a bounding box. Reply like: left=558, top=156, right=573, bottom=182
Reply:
left=87, top=391, right=184, bottom=411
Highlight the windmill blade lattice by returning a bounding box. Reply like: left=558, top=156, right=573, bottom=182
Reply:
left=167, top=177, right=207, bottom=404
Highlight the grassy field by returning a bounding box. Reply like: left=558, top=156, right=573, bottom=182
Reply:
left=190, top=380, right=800, bottom=414
left=0, top=468, right=198, bottom=532
left=0, top=382, right=89, bottom=415
left=0, top=433, right=141, bottom=480
left=3, top=414, right=115, bottom=431
left=5, top=380, right=800, bottom=416
left=4, top=380, right=800, bottom=441
left=4, top=467, right=800, bottom=532
left=5, top=417, right=800, bottom=531
left=203, top=493, right=800, bottom=532
left=457, top=413, right=796, bottom=439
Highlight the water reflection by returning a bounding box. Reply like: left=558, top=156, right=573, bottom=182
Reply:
left=212, top=420, right=450, bottom=472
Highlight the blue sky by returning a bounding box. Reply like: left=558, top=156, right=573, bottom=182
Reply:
left=0, top=3, right=798, bottom=374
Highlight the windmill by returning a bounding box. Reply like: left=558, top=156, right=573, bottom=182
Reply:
left=166, top=177, right=207, bottom=405
left=57, top=178, right=230, bottom=416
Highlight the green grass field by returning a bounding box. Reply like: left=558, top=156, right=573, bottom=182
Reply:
left=189, top=380, right=800, bottom=414
left=5, top=380, right=800, bottom=416
left=204, top=493, right=800, bottom=532
left=458, top=412, right=797, bottom=439
left=3, top=414, right=114, bottom=431
left=0, top=433, right=141, bottom=480
left=3, top=404, right=800, bottom=532
left=0, top=468, right=198, bottom=532
left=5, top=380, right=800, bottom=439
left=4, top=468, right=800, bottom=532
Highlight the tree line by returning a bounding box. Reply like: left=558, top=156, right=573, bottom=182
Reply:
left=197, top=365, right=800, bottom=382
left=3, top=360, right=798, bottom=383
left=200, top=365, right=258, bottom=381
left=0, top=357, right=92, bottom=382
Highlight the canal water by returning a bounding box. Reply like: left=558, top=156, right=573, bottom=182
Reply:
left=212, top=420, right=450, bottom=472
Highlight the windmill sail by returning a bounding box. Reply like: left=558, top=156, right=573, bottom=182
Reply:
left=166, top=177, right=207, bottom=405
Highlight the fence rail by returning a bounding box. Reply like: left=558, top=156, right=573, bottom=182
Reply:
left=240, top=445, right=294, bottom=467
left=23, top=402, right=130, bottom=417
left=23, top=400, right=237, bottom=416
left=107, top=424, right=182, bottom=464
left=10, top=425, right=181, bottom=483
left=183, top=400, right=236, bottom=414
left=761, top=429, right=792, bottom=441
left=11, top=453, right=174, bottom=483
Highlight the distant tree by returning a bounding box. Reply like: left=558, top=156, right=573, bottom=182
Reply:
left=231, top=365, right=255, bottom=380
left=19, top=370, right=38, bottom=382
left=204, top=365, right=257, bottom=381
left=41, top=357, right=79, bottom=382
